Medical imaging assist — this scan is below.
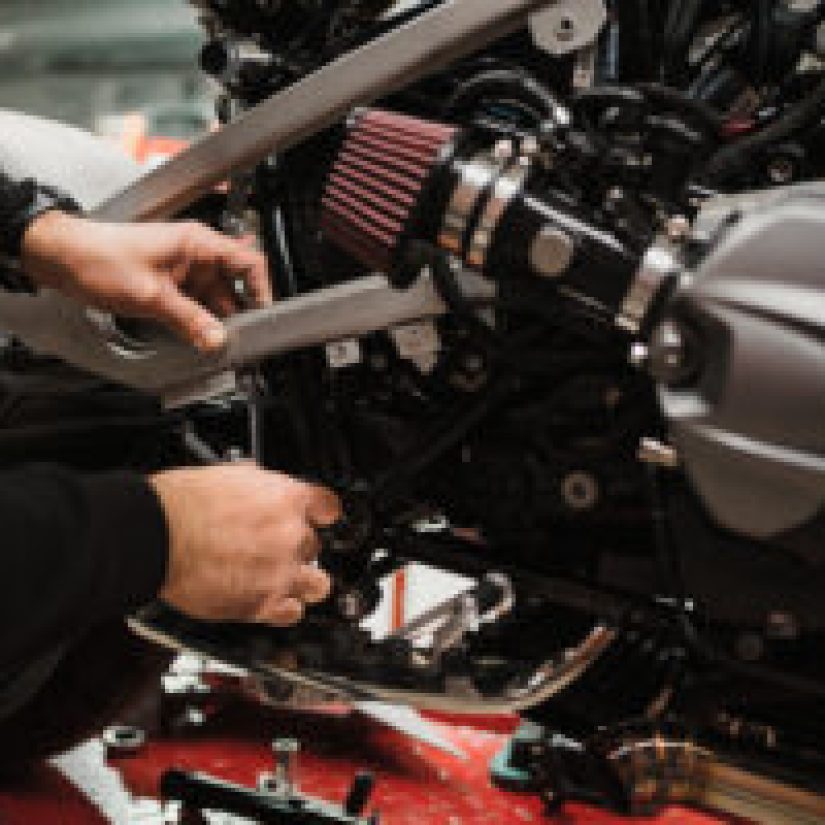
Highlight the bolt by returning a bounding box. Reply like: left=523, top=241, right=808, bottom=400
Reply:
left=272, top=738, right=300, bottom=796
left=530, top=226, right=575, bottom=278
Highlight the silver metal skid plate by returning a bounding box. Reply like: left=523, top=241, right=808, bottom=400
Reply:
left=0, top=273, right=494, bottom=407
left=0, top=0, right=549, bottom=402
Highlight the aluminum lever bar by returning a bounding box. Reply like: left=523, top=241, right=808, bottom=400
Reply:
left=0, top=272, right=494, bottom=406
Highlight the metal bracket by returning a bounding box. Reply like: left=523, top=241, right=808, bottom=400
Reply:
left=530, top=0, right=607, bottom=57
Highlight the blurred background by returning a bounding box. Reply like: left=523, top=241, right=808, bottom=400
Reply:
left=0, top=0, right=213, bottom=159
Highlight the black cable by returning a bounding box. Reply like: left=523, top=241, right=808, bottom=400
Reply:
left=634, top=82, right=725, bottom=136
left=372, top=377, right=510, bottom=503
left=751, top=0, right=774, bottom=87
left=662, top=0, right=705, bottom=83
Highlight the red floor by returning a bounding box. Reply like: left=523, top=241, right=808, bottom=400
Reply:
left=0, top=703, right=734, bottom=824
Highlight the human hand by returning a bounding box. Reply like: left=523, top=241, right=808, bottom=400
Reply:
left=21, top=211, right=271, bottom=351
left=149, top=463, right=341, bottom=626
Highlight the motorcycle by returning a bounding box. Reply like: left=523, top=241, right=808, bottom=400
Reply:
left=4, top=1, right=825, bottom=819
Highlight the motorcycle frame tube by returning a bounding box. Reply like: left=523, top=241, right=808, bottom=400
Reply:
left=94, top=0, right=557, bottom=223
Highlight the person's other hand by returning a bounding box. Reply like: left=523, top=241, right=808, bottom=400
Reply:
left=149, top=463, right=341, bottom=626
left=21, top=211, right=271, bottom=351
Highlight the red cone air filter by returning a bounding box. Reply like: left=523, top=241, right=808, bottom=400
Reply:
left=320, top=109, right=458, bottom=273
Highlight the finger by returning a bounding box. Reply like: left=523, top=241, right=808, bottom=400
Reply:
left=290, top=565, right=332, bottom=605
left=296, top=523, right=322, bottom=562
left=206, top=287, right=241, bottom=320
left=186, top=260, right=243, bottom=317
left=185, top=226, right=272, bottom=308
left=230, top=244, right=272, bottom=308
left=155, top=282, right=227, bottom=351
left=302, top=485, right=343, bottom=528
left=258, top=596, right=305, bottom=627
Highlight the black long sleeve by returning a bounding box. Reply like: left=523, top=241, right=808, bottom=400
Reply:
left=0, top=170, right=77, bottom=258
left=0, top=465, right=168, bottom=673
left=0, top=465, right=167, bottom=673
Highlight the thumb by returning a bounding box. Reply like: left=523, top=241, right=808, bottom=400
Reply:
left=155, top=283, right=227, bottom=351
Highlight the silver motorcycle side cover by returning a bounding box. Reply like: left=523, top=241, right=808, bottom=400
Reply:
left=660, top=185, right=825, bottom=542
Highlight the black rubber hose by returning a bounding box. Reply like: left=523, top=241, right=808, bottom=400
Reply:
left=701, top=73, right=825, bottom=184
left=751, top=0, right=773, bottom=86
left=443, top=68, right=560, bottom=123
left=662, top=0, right=705, bottom=82
left=634, top=82, right=725, bottom=136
